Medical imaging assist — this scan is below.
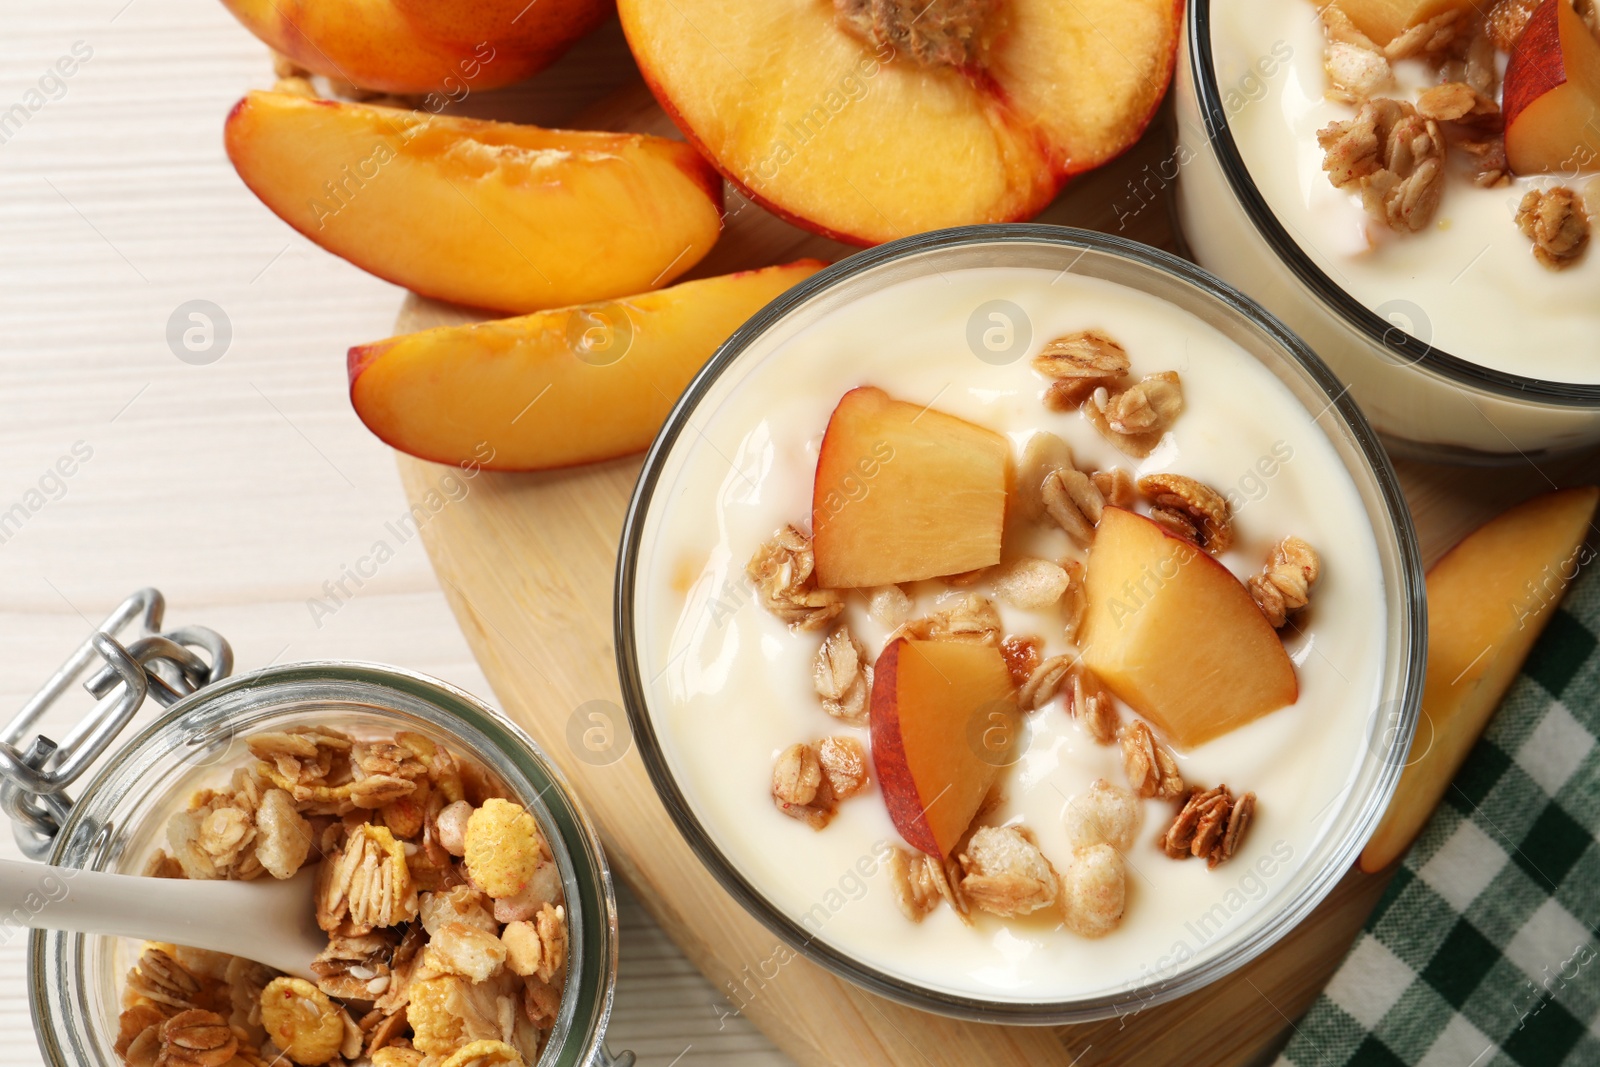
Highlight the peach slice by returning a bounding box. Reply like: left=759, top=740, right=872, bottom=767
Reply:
left=871, top=638, right=1020, bottom=857
left=347, top=260, right=828, bottom=470
left=224, top=91, right=723, bottom=314
left=811, top=387, right=1009, bottom=589
left=1080, top=508, right=1298, bottom=749
left=1503, top=0, right=1600, bottom=174
left=219, top=0, right=606, bottom=95
left=1330, top=0, right=1480, bottom=47
left=1359, top=486, right=1598, bottom=873
left=618, top=0, right=1181, bottom=244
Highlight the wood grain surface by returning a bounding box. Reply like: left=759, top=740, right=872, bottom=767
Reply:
left=389, top=49, right=1600, bottom=1065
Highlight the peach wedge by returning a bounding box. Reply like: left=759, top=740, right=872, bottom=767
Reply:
left=1359, top=486, right=1598, bottom=872
left=620, top=0, right=1182, bottom=244
left=1080, top=507, right=1298, bottom=748
left=220, top=0, right=607, bottom=95
left=348, top=260, right=828, bottom=470
left=225, top=91, right=724, bottom=314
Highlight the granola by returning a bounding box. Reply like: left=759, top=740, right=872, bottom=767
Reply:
left=1014, top=431, right=1076, bottom=522
left=1069, top=667, right=1119, bottom=745
left=772, top=741, right=836, bottom=829
left=1161, top=784, right=1256, bottom=868
left=886, top=846, right=969, bottom=924
left=1319, top=4, right=1393, bottom=103
left=1090, top=467, right=1137, bottom=508
left=893, top=593, right=1002, bottom=645
left=1517, top=187, right=1591, bottom=270
left=1017, top=654, right=1073, bottom=712
left=1487, top=0, right=1541, bottom=50
left=1032, top=330, right=1130, bottom=408
left=747, top=525, right=845, bottom=631
left=958, top=825, right=1059, bottom=917
left=1248, top=536, right=1322, bottom=628
left=991, top=637, right=1036, bottom=692
left=1138, top=473, right=1234, bottom=555
left=1083, top=372, right=1185, bottom=457
left=1318, top=97, right=1447, bottom=233
left=1121, top=720, right=1184, bottom=799
left=1041, top=467, right=1104, bottom=544
left=813, top=626, right=871, bottom=725
left=116, top=728, right=568, bottom=1067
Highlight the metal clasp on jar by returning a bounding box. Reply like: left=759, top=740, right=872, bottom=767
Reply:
left=0, top=588, right=231, bottom=859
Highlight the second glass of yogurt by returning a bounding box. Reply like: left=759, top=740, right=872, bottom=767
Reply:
left=1174, top=0, right=1600, bottom=460
left=616, top=226, right=1425, bottom=1021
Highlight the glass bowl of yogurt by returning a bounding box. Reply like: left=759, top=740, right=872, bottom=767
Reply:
left=615, top=225, right=1426, bottom=1022
left=1173, top=0, right=1600, bottom=462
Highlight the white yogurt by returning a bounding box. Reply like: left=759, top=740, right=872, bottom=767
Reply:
left=632, top=266, right=1388, bottom=1003
left=1213, top=2, right=1600, bottom=385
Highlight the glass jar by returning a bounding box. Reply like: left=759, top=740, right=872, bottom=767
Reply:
left=615, top=224, right=1427, bottom=1023
left=9, top=616, right=630, bottom=1067
left=1172, top=0, right=1600, bottom=463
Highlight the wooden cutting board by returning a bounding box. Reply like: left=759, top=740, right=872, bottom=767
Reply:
left=387, top=23, right=1600, bottom=1066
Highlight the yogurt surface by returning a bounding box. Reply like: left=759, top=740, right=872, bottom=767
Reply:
left=634, top=265, right=1389, bottom=1002
left=1211, top=1, right=1600, bottom=385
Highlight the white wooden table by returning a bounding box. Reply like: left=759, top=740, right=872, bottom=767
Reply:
left=0, top=2, right=790, bottom=1062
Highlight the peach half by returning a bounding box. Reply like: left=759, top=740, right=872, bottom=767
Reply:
left=349, top=260, right=828, bottom=470
left=224, top=91, right=724, bottom=315
left=618, top=0, right=1182, bottom=244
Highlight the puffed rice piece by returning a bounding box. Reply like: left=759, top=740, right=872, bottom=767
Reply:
left=254, top=787, right=313, bottom=880
left=435, top=799, right=473, bottom=857
left=502, top=903, right=567, bottom=983
left=1061, top=844, right=1127, bottom=938
left=990, top=558, right=1071, bottom=611
left=1062, top=779, right=1141, bottom=853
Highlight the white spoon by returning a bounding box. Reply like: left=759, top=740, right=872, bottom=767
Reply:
left=0, top=858, right=323, bottom=979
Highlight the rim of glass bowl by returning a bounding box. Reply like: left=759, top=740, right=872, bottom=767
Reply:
left=29, top=660, right=619, bottom=1067
left=614, top=224, right=1427, bottom=1023
left=1186, top=0, right=1600, bottom=408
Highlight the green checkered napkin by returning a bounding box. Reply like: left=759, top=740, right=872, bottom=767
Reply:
left=1278, top=564, right=1600, bottom=1067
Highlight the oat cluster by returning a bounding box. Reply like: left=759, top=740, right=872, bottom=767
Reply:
left=118, top=727, right=568, bottom=1067
left=1312, top=0, right=1592, bottom=266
